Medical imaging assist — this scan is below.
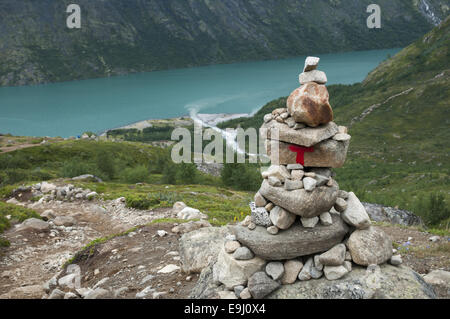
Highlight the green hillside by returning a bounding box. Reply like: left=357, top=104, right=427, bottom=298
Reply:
left=220, top=17, right=450, bottom=228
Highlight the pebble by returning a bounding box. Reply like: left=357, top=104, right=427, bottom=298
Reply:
left=265, top=262, right=285, bottom=281
left=267, top=226, right=279, bottom=235
left=319, top=212, right=333, bottom=226
left=233, top=247, right=254, bottom=261
left=390, top=255, right=403, bottom=266
left=303, top=177, right=317, bottom=192
left=224, top=241, right=241, bottom=254
left=301, top=216, right=319, bottom=228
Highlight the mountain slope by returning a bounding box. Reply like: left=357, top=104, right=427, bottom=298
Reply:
left=219, top=16, right=450, bottom=225
left=0, top=0, right=447, bottom=86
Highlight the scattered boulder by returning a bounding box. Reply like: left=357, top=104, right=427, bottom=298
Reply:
left=177, top=207, right=207, bottom=220
left=18, top=218, right=49, bottom=232
left=53, top=216, right=76, bottom=227
left=172, top=201, right=187, bottom=214
left=40, top=210, right=55, bottom=221
left=171, top=220, right=211, bottom=234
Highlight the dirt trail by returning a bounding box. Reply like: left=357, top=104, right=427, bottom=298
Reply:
left=0, top=193, right=178, bottom=298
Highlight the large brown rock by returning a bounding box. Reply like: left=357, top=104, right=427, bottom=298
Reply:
left=259, top=179, right=338, bottom=218
left=347, top=227, right=393, bottom=266
left=266, top=138, right=349, bottom=168
left=287, top=83, right=333, bottom=127
left=260, top=121, right=338, bottom=147
left=232, top=214, right=349, bottom=260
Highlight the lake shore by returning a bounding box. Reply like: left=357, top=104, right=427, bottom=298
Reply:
left=101, top=112, right=250, bottom=136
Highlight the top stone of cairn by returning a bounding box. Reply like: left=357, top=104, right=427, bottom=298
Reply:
left=303, top=56, right=320, bottom=72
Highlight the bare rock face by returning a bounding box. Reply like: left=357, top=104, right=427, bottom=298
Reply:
left=266, top=139, right=349, bottom=168
left=347, top=227, right=393, bottom=266
left=267, top=264, right=436, bottom=299
left=287, top=83, right=333, bottom=127
left=232, top=214, right=349, bottom=260
left=259, top=179, right=338, bottom=218
left=260, top=120, right=338, bottom=147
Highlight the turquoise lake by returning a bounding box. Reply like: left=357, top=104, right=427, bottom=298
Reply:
left=0, top=48, right=401, bottom=137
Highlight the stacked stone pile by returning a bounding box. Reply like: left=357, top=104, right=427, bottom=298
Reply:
left=212, top=57, right=402, bottom=299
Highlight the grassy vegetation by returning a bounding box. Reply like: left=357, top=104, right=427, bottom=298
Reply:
left=73, top=181, right=252, bottom=227
left=0, top=201, right=41, bottom=247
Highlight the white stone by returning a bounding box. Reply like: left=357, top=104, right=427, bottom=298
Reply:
left=157, top=264, right=180, bottom=274
left=341, top=192, right=371, bottom=229
left=303, top=177, right=317, bottom=192
left=299, top=70, right=327, bottom=85
left=177, top=207, right=207, bottom=220
left=319, top=212, right=333, bottom=226
left=301, top=216, right=319, bottom=228
left=303, top=56, right=320, bottom=72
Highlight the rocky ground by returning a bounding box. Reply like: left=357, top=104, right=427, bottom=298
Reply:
left=0, top=181, right=448, bottom=299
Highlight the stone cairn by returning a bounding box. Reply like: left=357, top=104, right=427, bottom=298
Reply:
left=213, top=57, right=402, bottom=300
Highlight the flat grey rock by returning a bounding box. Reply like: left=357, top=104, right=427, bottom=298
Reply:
left=232, top=214, right=349, bottom=260
left=259, top=179, right=338, bottom=218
